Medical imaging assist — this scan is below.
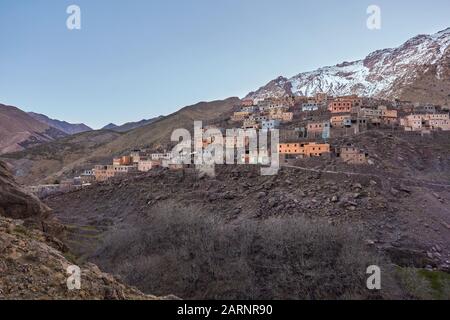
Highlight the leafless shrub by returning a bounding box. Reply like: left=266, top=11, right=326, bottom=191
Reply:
left=93, top=204, right=386, bottom=299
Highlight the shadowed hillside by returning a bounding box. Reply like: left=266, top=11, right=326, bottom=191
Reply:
left=1, top=97, right=240, bottom=185
left=0, top=104, right=67, bottom=155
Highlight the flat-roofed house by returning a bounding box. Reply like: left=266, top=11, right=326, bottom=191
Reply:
left=379, top=106, right=398, bottom=125
left=307, top=121, right=330, bottom=138
left=138, top=159, right=159, bottom=172
left=261, top=119, right=280, bottom=130
left=278, top=142, right=330, bottom=157
left=400, top=114, right=450, bottom=131
left=338, top=145, right=368, bottom=164
left=231, top=111, right=251, bottom=122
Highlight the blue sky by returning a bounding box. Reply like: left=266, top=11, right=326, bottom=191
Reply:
left=0, top=0, right=449, bottom=129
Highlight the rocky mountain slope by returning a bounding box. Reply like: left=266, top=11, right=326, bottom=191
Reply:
left=28, top=112, right=92, bottom=135
left=0, top=104, right=67, bottom=155
left=101, top=116, right=165, bottom=133
left=0, top=160, right=168, bottom=299
left=246, top=28, right=450, bottom=105
left=2, top=97, right=240, bottom=185
left=1, top=130, right=123, bottom=185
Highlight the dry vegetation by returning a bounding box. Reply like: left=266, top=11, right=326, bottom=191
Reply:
left=92, top=205, right=388, bottom=300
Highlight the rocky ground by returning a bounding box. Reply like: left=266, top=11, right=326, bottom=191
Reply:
left=0, top=160, right=173, bottom=300
left=46, top=161, right=450, bottom=274
left=0, top=216, right=167, bottom=300
left=4, top=130, right=450, bottom=299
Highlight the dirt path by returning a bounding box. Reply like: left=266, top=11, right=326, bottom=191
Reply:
left=283, top=164, right=450, bottom=189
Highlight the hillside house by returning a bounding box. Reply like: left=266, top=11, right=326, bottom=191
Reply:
left=379, top=106, right=398, bottom=125
left=151, top=153, right=172, bottom=161
left=113, top=156, right=133, bottom=166
left=278, top=142, right=330, bottom=157
left=331, top=115, right=351, bottom=128
left=337, top=145, right=368, bottom=164
left=307, top=121, right=330, bottom=138
left=358, top=107, right=382, bottom=118
left=241, top=106, right=256, bottom=113
left=138, top=159, right=160, bottom=172
left=415, top=105, right=436, bottom=114
left=242, top=119, right=260, bottom=130
left=80, top=170, right=95, bottom=184
left=302, top=103, right=320, bottom=112
left=315, top=92, right=329, bottom=103
left=232, top=111, right=251, bottom=122
left=94, top=165, right=115, bottom=182
left=130, top=150, right=145, bottom=163
left=328, top=95, right=362, bottom=113
left=281, top=112, right=294, bottom=122
left=261, top=119, right=280, bottom=130
left=241, top=99, right=254, bottom=107
left=401, top=114, right=450, bottom=131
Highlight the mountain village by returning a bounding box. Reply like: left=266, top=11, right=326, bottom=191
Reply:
left=28, top=93, right=450, bottom=197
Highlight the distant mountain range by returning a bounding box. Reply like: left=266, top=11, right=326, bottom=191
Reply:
left=28, top=112, right=92, bottom=135
left=101, top=116, right=165, bottom=132
left=246, top=28, right=450, bottom=105
left=0, top=104, right=67, bottom=154
left=0, top=103, right=166, bottom=154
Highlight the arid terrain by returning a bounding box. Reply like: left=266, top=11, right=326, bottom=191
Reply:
left=0, top=160, right=172, bottom=299
left=42, top=131, right=450, bottom=299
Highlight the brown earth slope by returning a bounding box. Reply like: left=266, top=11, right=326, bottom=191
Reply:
left=44, top=142, right=450, bottom=299
left=0, top=104, right=67, bottom=155
left=0, top=160, right=168, bottom=300
left=2, top=97, right=240, bottom=185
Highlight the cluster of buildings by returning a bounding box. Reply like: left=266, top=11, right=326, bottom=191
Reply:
left=233, top=94, right=450, bottom=136
left=90, top=151, right=176, bottom=182
left=39, top=94, right=448, bottom=189
left=230, top=94, right=449, bottom=165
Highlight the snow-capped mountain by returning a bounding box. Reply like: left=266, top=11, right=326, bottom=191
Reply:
left=246, top=28, right=450, bottom=104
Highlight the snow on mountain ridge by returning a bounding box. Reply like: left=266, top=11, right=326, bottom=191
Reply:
left=246, top=28, right=450, bottom=100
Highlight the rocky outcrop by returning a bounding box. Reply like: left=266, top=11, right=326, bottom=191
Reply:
left=0, top=216, right=164, bottom=299
left=0, top=161, right=51, bottom=221
left=0, top=160, right=174, bottom=300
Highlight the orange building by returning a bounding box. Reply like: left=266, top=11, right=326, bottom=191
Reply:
left=379, top=106, right=398, bottom=125
left=278, top=142, right=330, bottom=157
left=113, top=156, right=132, bottom=166
left=328, top=95, right=362, bottom=113
left=328, top=101, right=352, bottom=113
left=94, top=165, right=115, bottom=182
left=330, top=115, right=351, bottom=128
